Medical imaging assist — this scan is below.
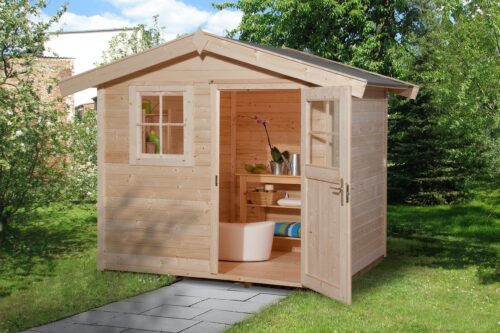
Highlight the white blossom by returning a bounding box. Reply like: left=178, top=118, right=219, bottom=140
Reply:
left=15, top=130, right=23, bottom=136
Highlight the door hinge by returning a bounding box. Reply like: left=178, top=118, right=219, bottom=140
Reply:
left=215, top=175, right=218, bottom=187
left=346, top=183, right=350, bottom=204
left=330, top=178, right=344, bottom=206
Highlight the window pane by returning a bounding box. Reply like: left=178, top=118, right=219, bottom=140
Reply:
left=308, top=100, right=339, bottom=168
left=162, top=95, right=183, bottom=124
left=162, top=126, right=184, bottom=155
left=142, top=95, right=160, bottom=123
left=142, top=125, right=160, bottom=154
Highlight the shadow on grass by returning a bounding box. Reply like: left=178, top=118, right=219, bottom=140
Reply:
left=387, top=195, right=499, bottom=284
left=0, top=204, right=97, bottom=297
left=354, top=194, right=499, bottom=299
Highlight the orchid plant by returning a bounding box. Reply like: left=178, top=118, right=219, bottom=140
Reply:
left=241, top=115, right=290, bottom=164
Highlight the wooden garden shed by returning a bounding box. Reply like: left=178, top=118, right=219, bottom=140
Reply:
left=60, top=29, right=418, bottom=304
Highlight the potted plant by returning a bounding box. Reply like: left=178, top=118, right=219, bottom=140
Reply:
left=241, top=115, right=290, bottom=175
left=146, top=129, right=160, bottom=154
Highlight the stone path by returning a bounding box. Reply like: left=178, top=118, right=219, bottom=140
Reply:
left=22, top=278, right=293, bottom=333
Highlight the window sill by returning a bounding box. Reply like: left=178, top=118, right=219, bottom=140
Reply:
left=129, top=155, right=194, bottom=167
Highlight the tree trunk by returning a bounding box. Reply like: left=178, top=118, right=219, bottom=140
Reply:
left=0, top=216, right=9, bottom=242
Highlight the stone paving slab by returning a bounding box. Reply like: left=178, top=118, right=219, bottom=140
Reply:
left=127, top=294, right=206, bottom=307
left=94, top=313, right=196, bottom=332
left=67, top=324, right=125, bottom=333
left=31, top=321, right=74, bottom=333
left=172, top=287, right=259, bottom=301
left=68, top=310, right=121, bottom=324
left=247, top=293, right=286, bottom=304
left=142, top=304, right=210, bottom=319
left=194, top=309, right=250, bottom=325
left=26, top=278, right=294, bottom=333
left=181, top=322, right=229, bottom=333
left=192, top=299, right=265, bottom=313
left=97, top=301, right=159, bottom=314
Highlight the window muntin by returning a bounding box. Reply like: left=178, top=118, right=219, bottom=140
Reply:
left=130, top=86, right=193, bottom=166
left=139, top=93, right=184, bottom=156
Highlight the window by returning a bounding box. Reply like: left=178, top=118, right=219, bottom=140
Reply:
left=308, top=100, right=339, bottom=169
left=129, top=86, right=193, bottom=166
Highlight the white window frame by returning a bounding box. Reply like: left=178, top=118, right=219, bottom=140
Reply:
left=129, top=85, right=194, bottom=166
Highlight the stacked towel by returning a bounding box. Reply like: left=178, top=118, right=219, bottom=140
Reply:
left=277, top=198, right=302, bottom=207
left=274, top=222, right=301, bottom=238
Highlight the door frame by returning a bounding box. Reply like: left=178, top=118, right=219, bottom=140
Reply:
left=300, top=86, right=353, bottom=303
left=209, top=82, right=307, bottom=275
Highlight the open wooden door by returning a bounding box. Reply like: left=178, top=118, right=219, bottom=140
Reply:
left=300, top=86, right=352, bottom=304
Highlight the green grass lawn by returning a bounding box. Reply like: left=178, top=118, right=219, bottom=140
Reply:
left=0, top=193, right=498, bottom=333
left=229, top=191, right=500, bottom=333
left=0, top=204, right=174, bottom=333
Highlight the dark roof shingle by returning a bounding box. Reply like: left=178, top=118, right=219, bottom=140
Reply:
left=239, top=41, right=411, bottom=89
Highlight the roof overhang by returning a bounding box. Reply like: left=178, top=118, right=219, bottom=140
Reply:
left=59, top=29, right=418, bottom=100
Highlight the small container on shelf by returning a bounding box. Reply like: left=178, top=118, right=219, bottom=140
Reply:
left=247, top=189, right=285, bottom=206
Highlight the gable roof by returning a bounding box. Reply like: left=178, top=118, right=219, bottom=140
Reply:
left=59, top=29, right=418, bottom=99
left=241, top=42, right=410, bottom=89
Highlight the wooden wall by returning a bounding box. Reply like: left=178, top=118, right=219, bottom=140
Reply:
left=98, top=54, right=298, bottom=276
left=219, top=90, right=301, bottom=223
left=350, top=87, right=388, bottom=275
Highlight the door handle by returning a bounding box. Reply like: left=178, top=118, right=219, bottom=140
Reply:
left=330, top=178, right=344, bottom=206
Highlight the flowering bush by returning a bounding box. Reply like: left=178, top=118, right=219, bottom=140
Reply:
left=64, top=110, right=97, bottom=202
left=0, top=0, right=67, bottom=235
left=0, top=83, right=69, bottom=233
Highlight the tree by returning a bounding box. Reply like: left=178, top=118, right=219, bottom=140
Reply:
left=215, top=0, right=424, bottom=77
left=389, top=0, right=499, bottom=203
left=0, top=0, right=67, bottom=235
left=422, top=0, right=499, bottom=189
left=65, top=108, right=97, bottom=202
left=98, top=15, right=164, bottom=65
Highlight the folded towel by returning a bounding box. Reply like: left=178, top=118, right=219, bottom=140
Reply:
left=274, top=222, right=301, bottom=238
left=277, top=198, right=302, bottom=207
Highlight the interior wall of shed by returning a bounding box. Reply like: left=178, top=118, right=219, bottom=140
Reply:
left=218, top=90, right=302, bottom=224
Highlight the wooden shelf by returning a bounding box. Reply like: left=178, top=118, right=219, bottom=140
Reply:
left=236, top=173, right=301, bottom=185
left=239, top=173, right=301, bottom=223
left=274, top=235, right=301, bottom=240
left=248, top=203, right=301, bottom=210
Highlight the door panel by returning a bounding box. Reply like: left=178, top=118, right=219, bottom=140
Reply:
left=306, top=179, right=341, bottom=284
left=301, top=86, right=352, bottom=304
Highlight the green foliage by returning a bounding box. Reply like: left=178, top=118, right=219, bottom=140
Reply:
left=0, top=204, right=174, bottom=332
left=0, top=0, right=68, bottom=232
left=64, top=110, right=97, bottom=202
left=388, top=91, right=470, bottom=204
left=98, top=15, right=164, bottom=65
left=421, top=0, right=499, bottom=188
left=228, top=191, right=500, bottom=333
left=215, top=0, right=423, bottom=77
left=270, top=146, right=289, bottom=163
left=389, top=0, right=499, bottom=204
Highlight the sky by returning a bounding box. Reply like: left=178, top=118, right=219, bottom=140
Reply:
left=42, top=0, right=243, bottom=105
left=43, top=0, right=242, bottom=39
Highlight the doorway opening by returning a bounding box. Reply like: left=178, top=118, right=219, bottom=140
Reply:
left=217, top=89, right=302, bottom=287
